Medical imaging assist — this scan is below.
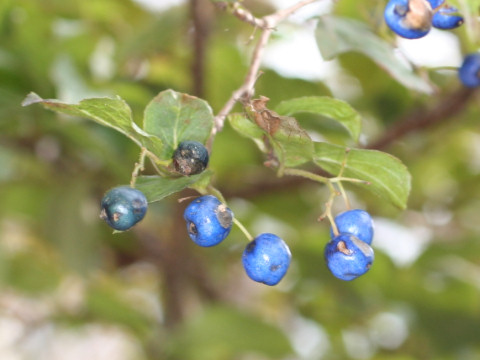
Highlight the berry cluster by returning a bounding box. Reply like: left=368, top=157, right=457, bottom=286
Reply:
left=384, top=0, right=463, bottom=39
left=99, top=138, right=380, bottom=284
left=184, top=195, right=291, bottom=286
left=100, top=140, right=292, bottom=286
left=384, top=1, right=480, bottom=92
left=325, top=210, right=375, bottom=281
left=100, top=140, right=209, bottom=231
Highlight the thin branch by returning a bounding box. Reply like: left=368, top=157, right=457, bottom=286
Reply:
left=367, top=87, right=477, bottom=150
left=211, top=0, right=320, bottom=137
left=268, top=0, right=319, bottom=23
left=213, top=2, right=265, bottom=28
left=190, top=0, right=213, bottom=97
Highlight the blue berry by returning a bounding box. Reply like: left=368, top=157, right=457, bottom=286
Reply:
left=384, top=0, right=432, bottom=39
left=173, top=140, right=209, bottom=176
left=183, top=195, right=233, bottom=247
left=330, top=209, right=374, bottom=245
left=100, top=186, right=148, bottom=231
left=432, top=6, right=463, bottom=29
left=426, top=0, right=444, bottom=9
left=458, top=53, right=480, bottom=88
left=324, top=234, right=374, bottom=281
left=242, top=233, right=291, bottom=286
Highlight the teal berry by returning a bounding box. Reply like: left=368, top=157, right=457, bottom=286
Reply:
left=458, top=53, right=480, bottom=88
left=384, top=0, right=432, bottom=39
left=432, top=6, right=463, bottom=30
left=183, top=195, right=233, bottom=247
left=242, top=233, right=291, bottom=286
left=173, top=140, right=209, bottom=176
left=324, top=234, right=374, bottom=281
left=100, top=186, right=148, bottom=231
left=331, top=209, right=374, bottom=245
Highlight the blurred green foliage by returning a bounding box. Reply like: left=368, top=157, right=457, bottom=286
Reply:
left=1, top=0, right=480, bottom=359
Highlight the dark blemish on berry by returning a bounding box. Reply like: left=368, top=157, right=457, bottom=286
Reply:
left=245, top=241, right=256, bottom=253
left=216, top=204, right=233, bottom=229
left=337, top=241, right=353, bottom=256
left=404, top=0, right=432, bottom=31
left=270, top=264, right=281, bottom=272
left=188, top=221, right=198, bottom=236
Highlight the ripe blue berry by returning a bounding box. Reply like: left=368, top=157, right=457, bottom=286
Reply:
left=324, top=234, right=374, bottom=281
left=432, top=6, right=463, bottom=29
left=426, top=0, right=444, bottom=9
left=183, top=195, right=233, bottom=247
left=331, top=209, right=374, bottom=245
left=458, top=53, right=480, bottom=88
left=384, top=0, right=432, bottom=39
left=100, top=186, right=148, bottom=231
left=173, top=140, right=209, bottom=176
left=242, top=233, right=291, bottom=286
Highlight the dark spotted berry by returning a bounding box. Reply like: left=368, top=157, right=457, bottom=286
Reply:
left=183, top=195, right=233, bottom=247
left=330, top=209, right=374, bottom=245
left=432, top=6, right=463, bottom=30
left=173, top=140, right=209, bottom=176
left=100, top=186, right=148, bottom=231
left=324, top=233, right=374, bottom=281
left=242, top=233, right=291, bottom=286
left=384, top=0, right=432, bottom=39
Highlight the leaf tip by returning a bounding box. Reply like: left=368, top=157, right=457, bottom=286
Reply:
left=21, top=92, right=43, bottom=107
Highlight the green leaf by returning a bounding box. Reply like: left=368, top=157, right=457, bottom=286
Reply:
left=143, top=89, right=214, bottom=160
left=135, top=171, right=212, bottom=203
left=21, top=92, right=163, bottom=155
left=315, top=16, right=433, bottom=94
left=313, top=142, right=411, bottom=209
left=275, top=96, right=362, bottom=141
left=228, top=113, right=314, bottom=167
left=272, top=115, right=314, bottom=167
left=228, top=113, right=267, bottom=152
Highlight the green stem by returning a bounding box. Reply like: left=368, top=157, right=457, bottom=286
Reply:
left=233, top=218, right=254, bottom=242
left=329, top=176, right=370, bottom=185
left=207, top=185, right=226, bottom=203
left=325, top=185, right=340, bottom=237
left=283, top=168, right=329, bottom=184
left=206, top=186, right=253, bottom=242
left=130, top=148, right=147, bottom=188
left=336, top=181, right=351, bottom=210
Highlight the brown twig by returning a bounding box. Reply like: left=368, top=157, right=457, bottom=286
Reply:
left=211, top=0, right=320, bottom=137
left=190, top=0, right=213, bottom=98
left=367, top=87, right=477, bottom=150
left=213, top=1, right=265, bottom=28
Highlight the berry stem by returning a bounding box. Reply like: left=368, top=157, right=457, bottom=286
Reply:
left=233, top=218, right=254, bottom=242
left=144, top=149, right=171, bottom=175
left=206, top=185, right=253, bottom=242
left=336, top=181, right=351, bottom=210
left=329, top=177, right=370, bottom=185
left=207, top=185, right=227, bottom=204
left=318, top=181, right=340, bottom=236
left=283, top=168, right=329, bottom=184
left=130, top=148, right=148, bottom=188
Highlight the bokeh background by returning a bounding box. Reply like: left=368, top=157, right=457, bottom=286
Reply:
left=1, top=0, right=480, bottom=359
